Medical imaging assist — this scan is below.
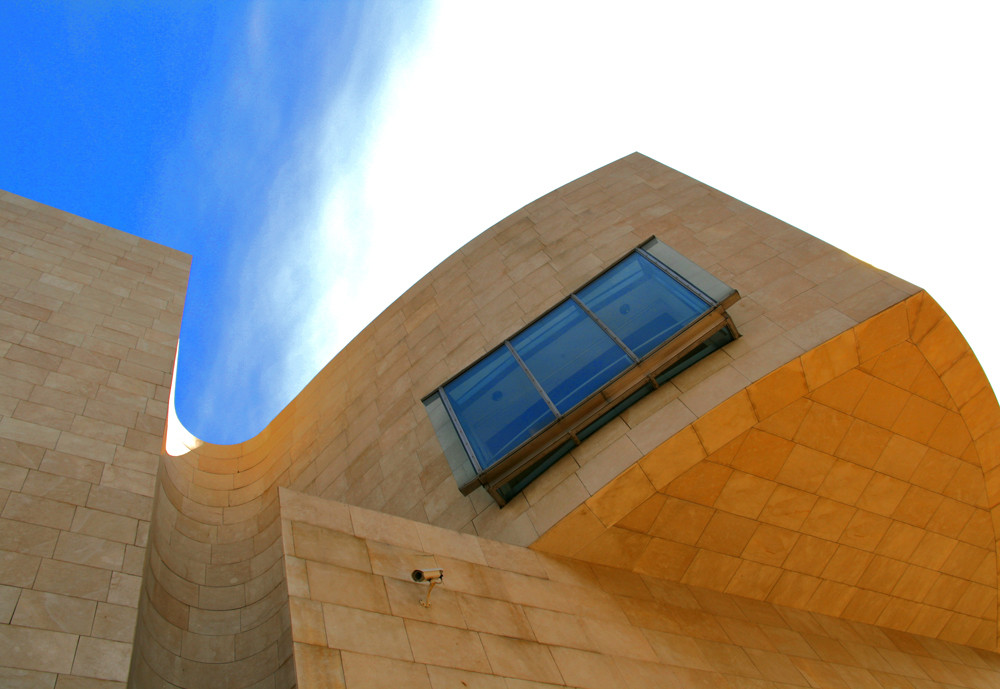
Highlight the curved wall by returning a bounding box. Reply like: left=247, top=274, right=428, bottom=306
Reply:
left=535, top=292, right=1000, bottom=649
left=127, top=153, right=1000, bottom=687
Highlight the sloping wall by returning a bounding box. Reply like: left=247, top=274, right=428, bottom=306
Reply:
left=162, top=153, right=920, bottom=548
left=535, top=293, right=1000, bottom=650
left=280, top=487, right=1000, bottom=689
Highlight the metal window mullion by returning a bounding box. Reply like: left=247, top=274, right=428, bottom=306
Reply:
left=570, top=294, right=639, bottom=363
left=504, top=341, right=561, bottom=418
left=437, top=386, right=488, bottom=474
left=635, top=247, right=715, bottom=307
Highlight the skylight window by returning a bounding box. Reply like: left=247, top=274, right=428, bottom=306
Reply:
left=424, top=238, right=740, bottom=505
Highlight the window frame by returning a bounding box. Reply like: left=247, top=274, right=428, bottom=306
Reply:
left=423, top=237, right=740, bottom=506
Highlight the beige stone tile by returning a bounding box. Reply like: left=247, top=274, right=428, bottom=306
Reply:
left=638, top=426, right=706, bottom=491
left=799, top=498, right=854, bottom=542
left=21, top=471, right=90, bottom=506
left=729, top=429, right=794, bottom=481
left=414, top=522, right=486, bottom=566
left=293, top=521, right=371, bottom=573
left=663, top=461, right=732, bottom=507
left=642, top=628, right=716, bottom=670
left=307, top=561, right=390, bottom=614
left=0, top=666, right=60, bottom=689
left=69, top=507, right=137, bottom=545
left=731, top=333, right=805, bottom=383
left=479, top=633, right=562, bottom=684
left=456, top=592, right=533, bottom=640
left=647, top=496, right=713, bottom=546
left=11, top=589, right=96, bottom=635
left=783, top=535, right=838, bottom=578
left=626, top=398, right=696, bottom=455
left=425, top=665, right=506, bottom=689
left=576, top=435, right=643, bottom=496
left=403, top=619, right=490, bottom=674
left=278, top=488, right=353, bottom=533
left=89, top=601, right=136, bottom=644
left=34, top=559, right=110, bottom=601
left=696, top=511, right=757, bottom=557
left=840, top=509, right=892, bottom=551
left=293, top=642, right=346, bottom=689
left=586, top=465, right=655, bottom=527
left=853, top=302, right=909, bottom=364
left=0, top=624, right=78, bottom=674
left=766, top=571, right=823, bottom=612
left=794, top=402, right=853, bottom=455
left=323, top=603, right=412, bottom=661
left=574, top=526, right=651, bottom=570
left=53, top=531, right=124, bottom=571
left=350, top=505, right=422, bottom=549
left=0, top=461, right=29, bottom=492
left=528, top=504, right=604, bottom=558
left=853, top=379, right=912, bottom=431
left=549, top=646, right=625, bottom=689
left=478, top=539, right=547, bottom=579
left=526, top=474, right=590, bottom=535
left=106, top=571, right=141, bottom=607
left=944, top=461, right=989, bottom=507
left=815, top=460, right=874, bottom=505
left=0, top=584, right=18, bottom=624
left=835, top=419, right=892, bottom=469
left=691, top=391, right=757, bottom=455
left=892, top=485, right=945, bottom=530
left=289, top=597, right=327, bottom=646
left=0, top=517, right=60, bottom=558
left=0, top=417, right=60, bottom=449
left=680, top=550, right=740, bottom=592
left=713, top=471, right=775, bottom=519
left=521, top=606, right=596, bottom=652
left=1, top=492, right=76, bottom=530
left=820, top=545, right=874, bottom=587
left=340, top=652, right=430, bottom=689
left=742, top=523, right=799, bottom=568
left=681, top=366, right=753, bottom=419
left=0, top=549, right=41, bottom=589
left=755, top=397, right=810, bottom=440
left=774, top=445, right=835, bottom=493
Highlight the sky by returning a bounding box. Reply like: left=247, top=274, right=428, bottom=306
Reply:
left=1, top=1, right=998, bottom=445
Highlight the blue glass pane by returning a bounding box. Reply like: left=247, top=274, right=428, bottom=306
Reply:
left=444, top=347, right=555, bottom=469
left=511, top=301, right=631, bottom=414
left=578, top=254, right=709, bottom=359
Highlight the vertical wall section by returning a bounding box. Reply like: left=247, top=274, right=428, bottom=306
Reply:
left=0, top=191, right=189, bottom=686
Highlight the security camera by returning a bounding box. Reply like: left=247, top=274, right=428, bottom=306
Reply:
left=411, top=568, right=443, bottom=583
left=411, top=568, right=444, bottom=607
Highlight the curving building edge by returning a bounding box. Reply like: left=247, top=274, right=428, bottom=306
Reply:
left=3, top=153, right=1000, bottom=688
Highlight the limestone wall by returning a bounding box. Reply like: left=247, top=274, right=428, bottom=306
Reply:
left=536, top=292, right=1000, bottom=650
left=280, top=486, right=1000, bottom=689
left=0, top=190, right=189, bottom=686
left=169, top=153, right=921, bottom=546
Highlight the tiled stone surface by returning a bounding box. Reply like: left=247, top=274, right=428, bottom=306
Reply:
left=166, top=153, right=919, bottom=550
left=0, top=190, right=188, bottom=687
left=282, top=487, right=1000, bottom=689
left=6, top=155, right=993, bottom=688
left=536, top=292, right=1000, bottom=650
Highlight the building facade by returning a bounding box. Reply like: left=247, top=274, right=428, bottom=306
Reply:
left=2, top=153, right=1000, bottom=688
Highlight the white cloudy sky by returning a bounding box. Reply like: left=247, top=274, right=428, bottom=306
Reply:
left=3, top=1, right=997, bottom=443
left=188, top=0, right=1000, bottom=443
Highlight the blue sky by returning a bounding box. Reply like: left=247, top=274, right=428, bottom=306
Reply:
left=2, top=2, right=998, bottom=445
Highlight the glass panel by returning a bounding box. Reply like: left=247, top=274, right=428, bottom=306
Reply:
left=444, top=347, right=555, bottom=470
left=578, top=253, right=709, bottom=359
left=511, top=300, right=631, bottom=414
